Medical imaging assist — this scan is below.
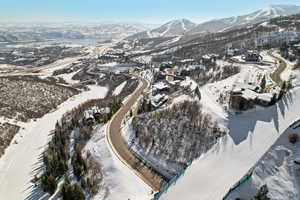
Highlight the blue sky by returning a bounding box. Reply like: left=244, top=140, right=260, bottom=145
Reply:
left=1, top=0, right=300, bottom=24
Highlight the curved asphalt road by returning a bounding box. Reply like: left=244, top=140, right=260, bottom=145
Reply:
left=106, top=74, right=166, bottom=192
left=268, top=51, right=287, bottom=85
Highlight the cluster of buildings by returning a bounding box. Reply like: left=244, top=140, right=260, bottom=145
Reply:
left=98, top=49, right=127, bottom=63
left=83, top=106, right=111, bottom=124
left=242, top=51, right=263, bottom=62
left=229, top=83, right=274, bottom=111
left=146, top=61, right=203, bottom=108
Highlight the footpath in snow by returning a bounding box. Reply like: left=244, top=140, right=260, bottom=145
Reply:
left=160, top=87, right=300, bottom=200
left=0, top=86, right=108, bottom=200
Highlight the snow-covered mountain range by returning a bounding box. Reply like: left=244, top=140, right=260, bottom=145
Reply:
left=127, top=4, right=300, bottom=41
left=126, top=19, right=196, bottom=40
left=187, top=4, right=300, bottom=35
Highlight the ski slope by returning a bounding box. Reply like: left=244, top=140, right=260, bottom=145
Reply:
left=226, top=122, right=300, bottom=200
left=0, top=86, right=108, bottom=200
left=160, top=87, right=300, bottom=200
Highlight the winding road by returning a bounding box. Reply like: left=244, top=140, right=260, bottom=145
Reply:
left=268, top=50, right=288, bottom=85
left=106, top=74, right=166, bottom=192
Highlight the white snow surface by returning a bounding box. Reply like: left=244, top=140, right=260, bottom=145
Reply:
left=160, top=87, right=300, bottom=200
left=227, top=124, right=300, bottom=200
left=0, top=86, right=108, bottom=200
left=57, top=70, right=81, bottom=85
left=84, top=124, right=152, bottom=200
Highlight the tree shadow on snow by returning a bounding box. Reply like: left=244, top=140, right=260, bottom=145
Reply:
left=24, top=184, right=49, bottom=200
left=227, top=91, right=295, bottom=145
left=24, top=148, right=49, bottom=200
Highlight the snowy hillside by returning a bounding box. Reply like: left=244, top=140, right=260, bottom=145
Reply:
left=226, top=122, right=300, bottom=200
left=159, top=87, right=300, bottom=200
left=127, top=19, right=196, bottom=40
left=186, top=4, right=300, bottom=36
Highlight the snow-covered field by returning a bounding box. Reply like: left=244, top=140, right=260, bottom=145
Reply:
left=160, top=87, right=300, bottom=200
left=39, top=56, right=82, bottom=77
left=84, top=125, right=152, bottom=200
left=56, top=69, right=81, bottom=85
left=0, top=86, right=108, bottom=200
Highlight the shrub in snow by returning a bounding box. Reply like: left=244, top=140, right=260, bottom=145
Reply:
left=288, top=134, right=298, bottom=144
left=251, top=185, right=270, bottom=200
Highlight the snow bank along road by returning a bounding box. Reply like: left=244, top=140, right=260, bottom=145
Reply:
left=160, top=54, right=299, bottom=199
left=0, top=86, right=108, bottom=200
left=106, top=74, right=166, bottom=192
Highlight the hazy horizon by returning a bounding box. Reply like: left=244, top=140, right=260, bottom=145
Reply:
left=1, top=0, right=300, bottom=25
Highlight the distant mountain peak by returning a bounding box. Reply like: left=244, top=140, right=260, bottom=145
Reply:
left=126, top=18, right=196, bottom=40
left=186, top=4, right=300, bottom=36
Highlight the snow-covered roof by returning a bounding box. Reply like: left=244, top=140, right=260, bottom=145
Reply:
left=84, top=110, right=94, bottom=120
left=153, top=81, right=170, bottom=90
left=202, top=55, right=212, bottom=59
left=91, top=106, right=101, bottom=114
left=232, top=85, right=273, bottom=102
left=180, top=77, right=198, bottom=91
left=256, top=93, right=273, bottom=102
left=84, top=106, right=111, bottom=120
left=151, top=94, right=169, bottom=107
left=152, top=94, right=165, bottom=103
left=240, top=89, right=258, bottom=100
left=232, top=83, right=258, bottom=92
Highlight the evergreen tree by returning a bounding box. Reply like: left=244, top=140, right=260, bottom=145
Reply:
left=61, top=177, right=71, bottom=200
left=72, top=149, right=87, bottom=180
left=41, top=174, right=57, bottom=194
left=61, top=181, right=85, bottom=200
left=251, top=185, right=270, bottom=200
left=260, top=75, right=266, bottom=92
left=72, top=184, right=85, bottom=200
